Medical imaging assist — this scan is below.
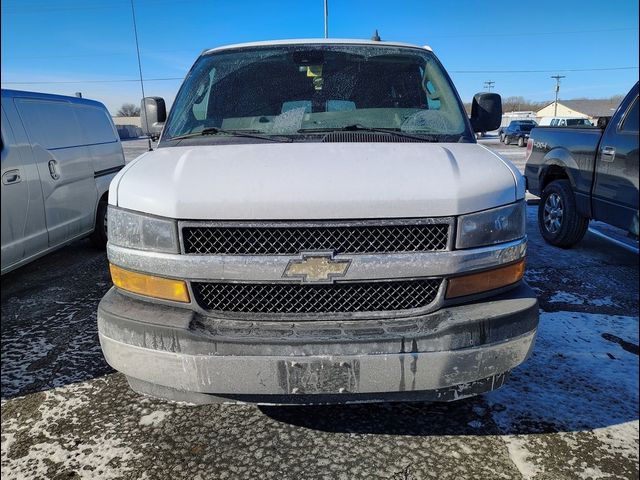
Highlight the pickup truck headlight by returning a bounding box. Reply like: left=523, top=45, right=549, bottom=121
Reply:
left=456, top=201, right=526, bottom=249
left=108, top=206, right=179, bottom=253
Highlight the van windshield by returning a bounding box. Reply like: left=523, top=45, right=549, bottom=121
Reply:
left=163, top=44, right=470, bottom=143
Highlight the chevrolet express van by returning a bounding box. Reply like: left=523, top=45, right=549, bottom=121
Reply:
left=1, top=90, right=124, bottom=274
left=99, top=39, right=539, bottom=404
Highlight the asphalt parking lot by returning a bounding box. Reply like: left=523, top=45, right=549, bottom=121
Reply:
left=1, top=137, right=638, bottom=480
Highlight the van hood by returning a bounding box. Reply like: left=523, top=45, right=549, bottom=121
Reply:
left=112, top=142, right=523, bottom=219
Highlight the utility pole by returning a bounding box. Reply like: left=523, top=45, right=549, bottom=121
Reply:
left=551, top=74, right=565, bottom=117
left=483, top=80, right=495, bottom=92
left=323, top=0, right=328, bottom=38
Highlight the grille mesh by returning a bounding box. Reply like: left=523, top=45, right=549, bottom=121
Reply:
left=192, top=279, right=441, bottom=314
left=183, top=223, right=449, bottom=255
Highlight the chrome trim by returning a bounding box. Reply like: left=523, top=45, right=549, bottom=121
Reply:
left=107, top=237, right=527, bottom=283
left=282, top=251, right=352, bottom=284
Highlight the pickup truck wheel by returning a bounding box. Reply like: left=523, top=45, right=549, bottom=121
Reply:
left=90, top=200, right=108, bottom=249
left=504, top=136, right=510, bottom=145
left=517, top=137, right=525, bottom=147
left=538, top=180, right=588, bottom=248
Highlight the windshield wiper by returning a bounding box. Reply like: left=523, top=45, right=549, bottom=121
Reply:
left=298, top=124, right=438, bottom=142
left=169, top=127, right=292, bottom=143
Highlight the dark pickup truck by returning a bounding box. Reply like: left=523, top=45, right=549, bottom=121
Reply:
left=525, top=82, right=638, bottom=247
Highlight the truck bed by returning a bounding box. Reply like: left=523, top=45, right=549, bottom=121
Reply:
left=524, top=126, right=603, bottom=198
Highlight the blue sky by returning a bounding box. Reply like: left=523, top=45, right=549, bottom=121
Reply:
left=2, top=0, right=638, bottom=114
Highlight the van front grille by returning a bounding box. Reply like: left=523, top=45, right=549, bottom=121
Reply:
left=182, top=221, right=450, bottom=255
left=192, top=279, right=441, bottom=315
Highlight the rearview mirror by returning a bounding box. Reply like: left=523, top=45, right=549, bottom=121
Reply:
left=470, top=93, right=502, bottom=133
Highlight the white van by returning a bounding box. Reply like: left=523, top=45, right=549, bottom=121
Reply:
left=1, top=90, right=125, bottom=274
left=538, top=116, right=593, bottom=127
left=98, top=39, right=538, bottom=405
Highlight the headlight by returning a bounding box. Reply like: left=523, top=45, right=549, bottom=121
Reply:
left=108, top=206, right=179, bottom=253
left=456, top=201, right=526, bottom=249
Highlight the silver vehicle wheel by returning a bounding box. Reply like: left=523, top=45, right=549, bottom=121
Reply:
left=543, top=193, right=564, bottom=233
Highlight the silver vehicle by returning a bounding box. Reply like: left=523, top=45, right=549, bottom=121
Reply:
left=1, top=90, right=125, bottom=274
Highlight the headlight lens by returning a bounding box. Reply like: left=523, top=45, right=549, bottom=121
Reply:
left=108, top=206, right=179, bottom=253
left=456, top=200, right=526, bottom=249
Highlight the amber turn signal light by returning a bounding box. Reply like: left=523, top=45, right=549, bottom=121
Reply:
left=446, top=259, right=525, bottom=299
left=109, top=264, right=190, bottom=303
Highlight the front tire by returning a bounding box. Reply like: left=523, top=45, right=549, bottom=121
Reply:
left=517, top=137, right=525, bottom=147
left=504, top=136, right=510, bottom=145
left=90, top=200, right=108, bottom=249
left=538, top=180, right=588, bottom=248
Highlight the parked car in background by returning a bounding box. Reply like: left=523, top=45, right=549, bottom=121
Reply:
left=525, top=82, right=639, bottom=247
left=538, top=116, right=593, bottom=127
left=1, top=90, right=125, bottom=274
left=498, top=113, right=537, bottom=137
left=501, top=120, right=537, bottom=146
left=98, top=38, right=538, bottom=406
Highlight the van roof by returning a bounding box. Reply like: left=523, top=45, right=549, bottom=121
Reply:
left=1, top=89, right=106, bottom=109
left=202, top=38, right=433, bottom=56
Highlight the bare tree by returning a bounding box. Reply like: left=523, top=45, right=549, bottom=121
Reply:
left=117, top=103, right=140, bottom=117
left=501, top=96, right=547, bottom=113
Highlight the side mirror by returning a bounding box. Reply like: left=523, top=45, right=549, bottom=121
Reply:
left=597, top=116, right=611, bottom=129
left=470, top=93, right=502, bottom=133
left=140, top=97, right=167, bottom=136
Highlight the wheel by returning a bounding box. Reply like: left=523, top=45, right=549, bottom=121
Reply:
left=504, top=135, right=510, bottom=145
left=517, top=137, right=525, bottom=147
left=538, top=179, right=589, bottom=248
left=90, top=200, right=108, bottom=248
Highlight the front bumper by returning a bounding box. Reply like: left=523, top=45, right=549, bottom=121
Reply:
left=98, top=282, right=538, bottom=404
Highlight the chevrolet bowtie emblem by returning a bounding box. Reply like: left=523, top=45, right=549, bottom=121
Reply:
left=283, top=253, right=351, bottom=283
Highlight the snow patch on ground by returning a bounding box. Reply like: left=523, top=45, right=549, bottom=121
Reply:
left=549, top=291, right=585, bottom=304
left=1, top=291, right=109, bottom=399
left=503, top=436, right=544, bottom=480
left=549, top=291, right=619, bottom=308
left=489, top=310, right=639, bottom=478
left=591, top=421, right=640, bottom=460
left=489, top=310, right=638, bottom=432
left=1, top=379, right=146, bottom=480
left=139, top=410, right=171, bottom=427
left=589, top=296, right=616, bottom=307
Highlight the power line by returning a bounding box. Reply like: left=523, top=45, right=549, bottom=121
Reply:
left=11, top=49, right=198, bottom=59
left=452, top=66, right=638, bottom=74
left=1, top=77, right=184, bottom=85
left=3, top=65, right=637, bottom=85
left=429, top=27, right=638, bottom=38
left=2, top=0, right=203, bottom=13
